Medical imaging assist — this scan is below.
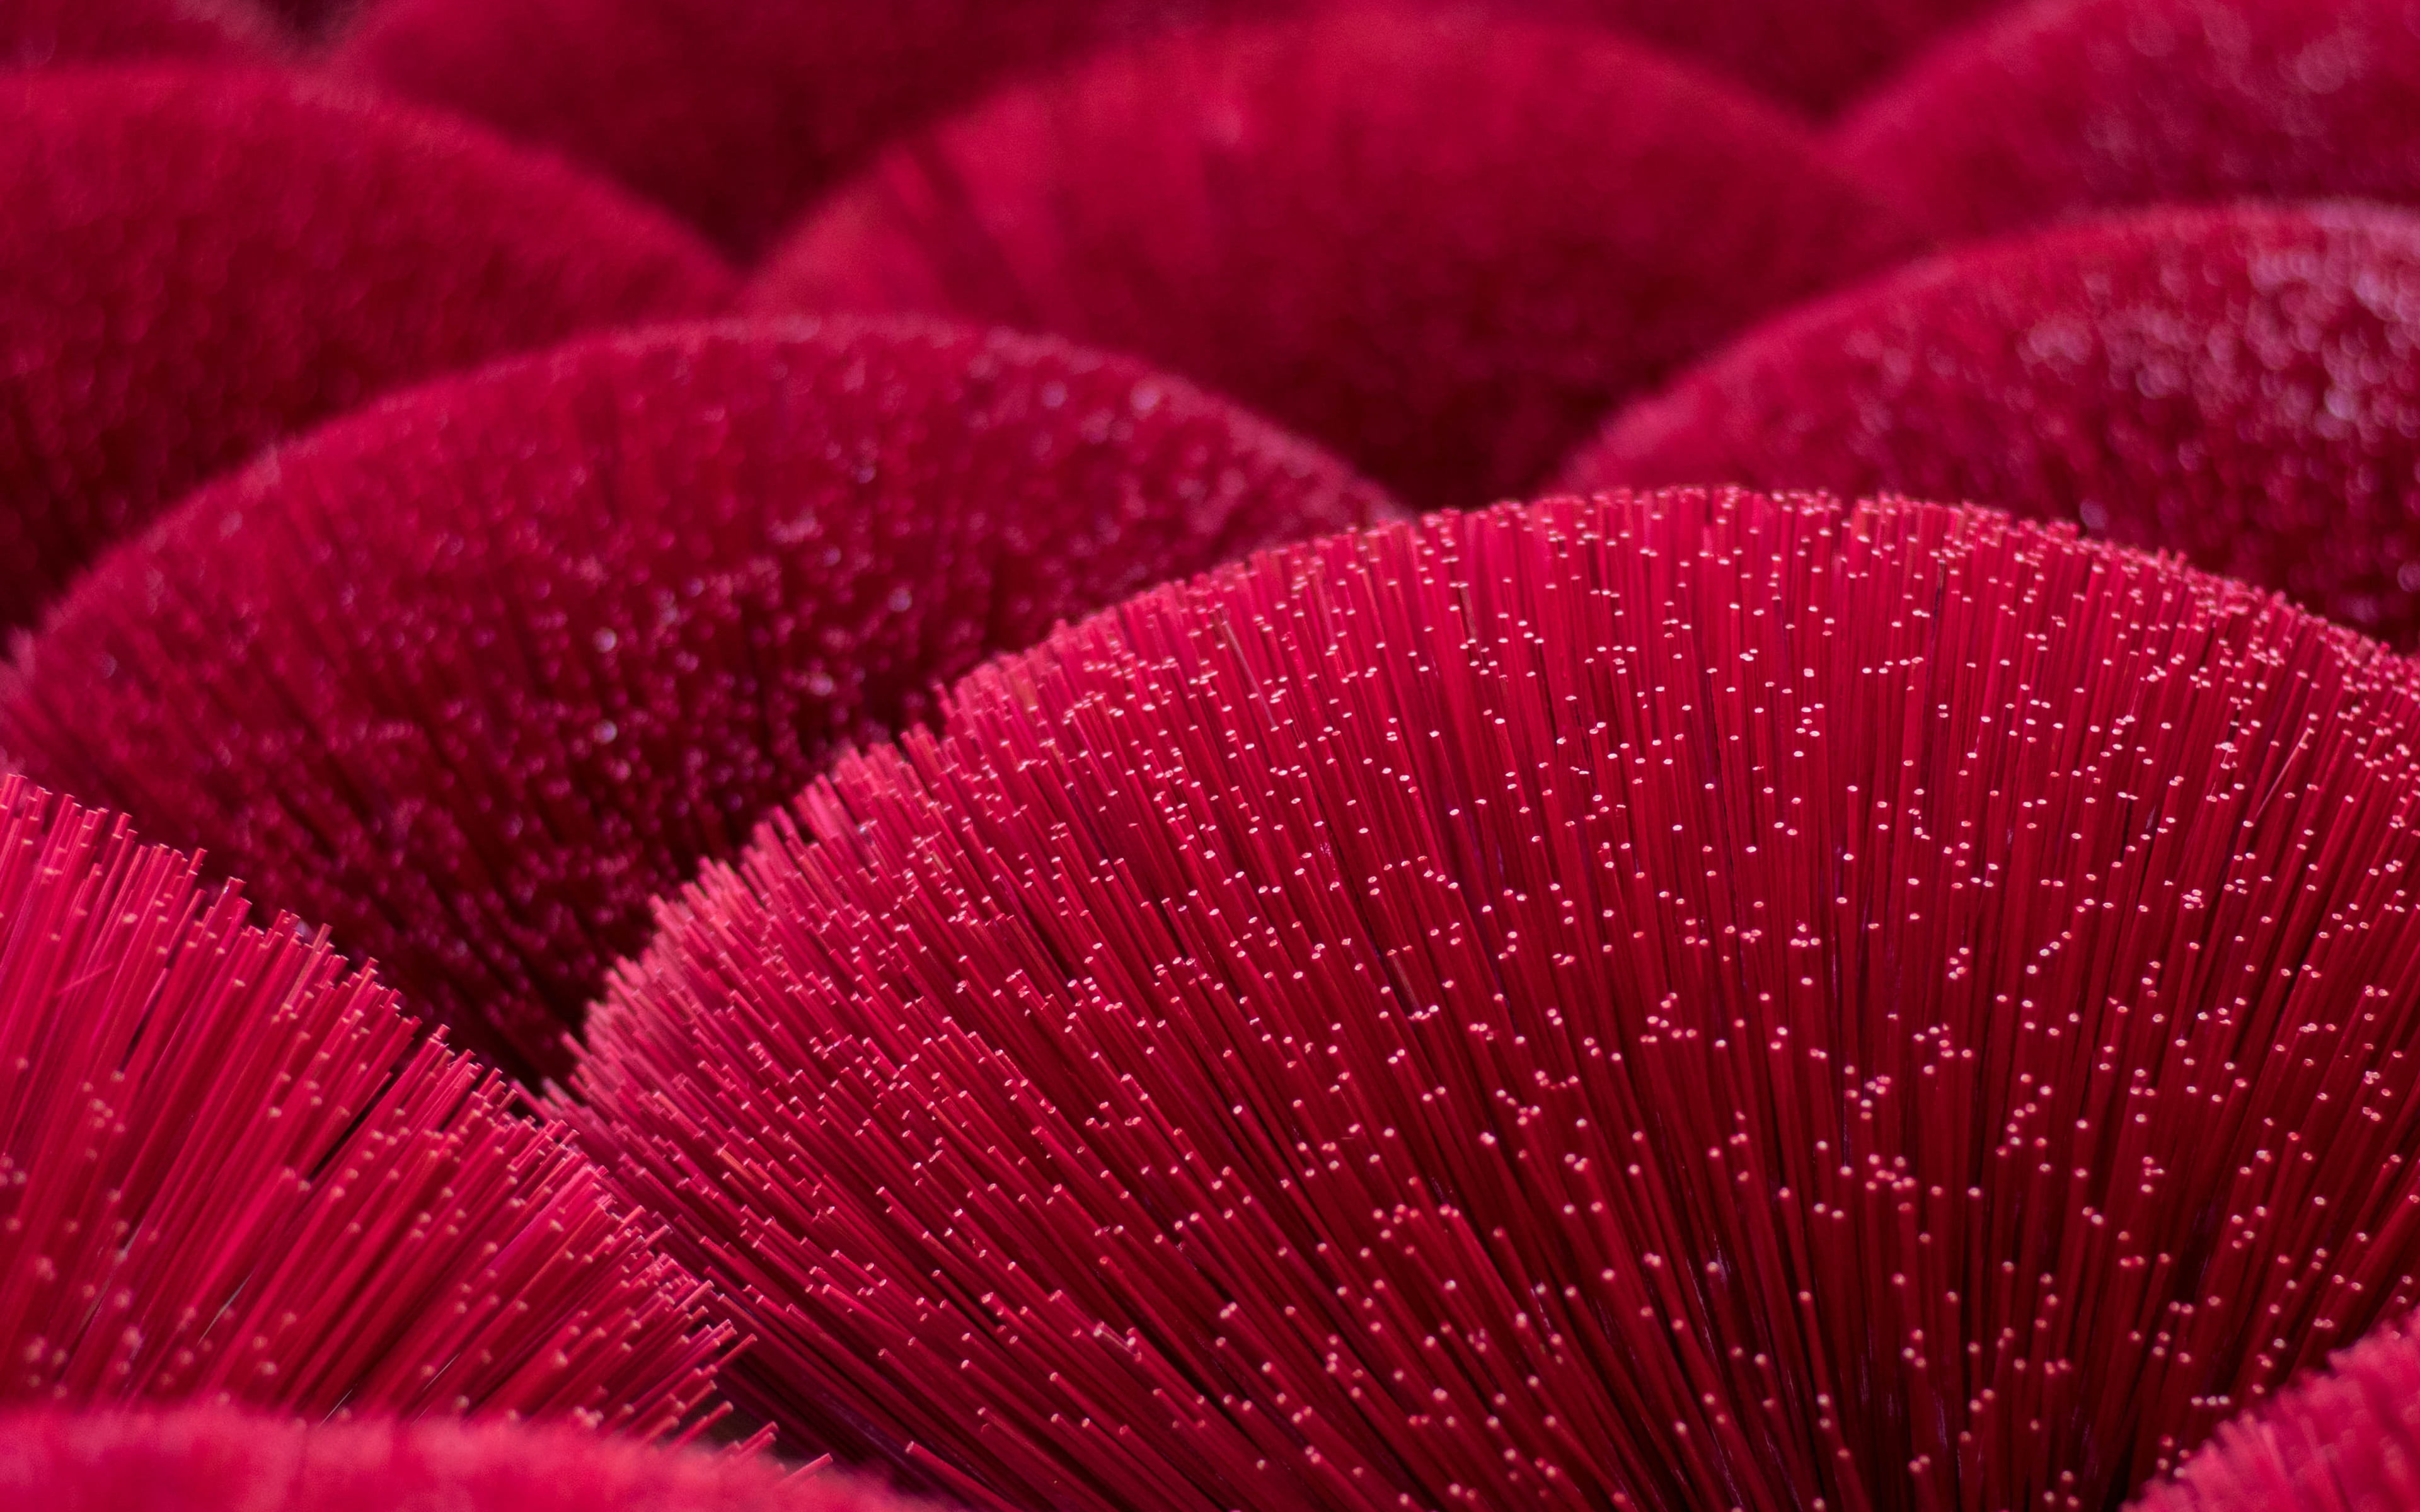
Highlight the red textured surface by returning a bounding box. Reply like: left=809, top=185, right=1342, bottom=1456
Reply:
left=0, top=776, right=727, bottom=1428
left=2129, top=1310, right=2420, bottom=1512
left=1564, top=206, right=2420, bottom=645
left=1836, top=0, right=2420, bottom=239
left=0, top=318, right=1389, bottom=1083
left=744, top=14, right=1924, bottom=511
left=0, top=66, right=733, bottom=632
left=573, top=489, right=2420, bottom=1509
left=1, top=0, right=278, bottom=65
left=0, top=1406, right=927, bottom=1512
left=337, top=0, right=2003, bottom=261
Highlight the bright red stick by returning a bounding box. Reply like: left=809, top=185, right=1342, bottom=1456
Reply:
left=0, top=318, right=1389, bottom=1082
left=2128, top=1307, right=2420, bottom=1512
left=578, top=488, right=2420, bottom=1510
left=1565, top=205, right=2420, bottom=646
left=0, top=775, right=728, bottom=1431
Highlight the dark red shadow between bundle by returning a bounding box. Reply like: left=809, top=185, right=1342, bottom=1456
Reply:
left=573, top=489, right=2420, bottom=1511
left=1599, top=0, right=2008, bottom=112
left=2126, top=1307, right=2420, bottom=1511
left=0, top=318, right=1390, bottom=1083
left=1, top=0, right=277, bottom=65
left=0, top=1405, right=925, bottom=1512
left=338, top=0, right=2000, bottom=260
left=258, top=0, right=349, bottom=36
left=745, top=13, right=1923, bottom=512
left=1565, top=205, right=2420, bottom=645
left=0, top=776, right=727, bottom=1429
left=338, top=0, right=1306, bottom=260
left=0, top=65, right=733, bottom=631
left=1837, top=0, right=2420, bottom=239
